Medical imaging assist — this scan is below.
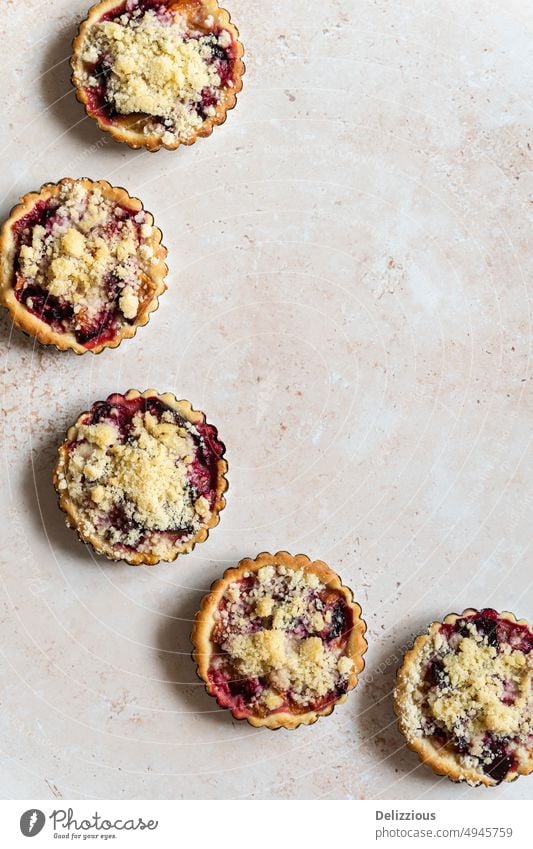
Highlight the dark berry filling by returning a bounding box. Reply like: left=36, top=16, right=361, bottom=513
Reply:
left=425, top=657, right=448, bottom=689
left=208, top=669, right=271, bottom=717
left=422, top=717, right=518, bottom=783
left=326, top=598, right=353, bottom=641
left=108, top=504, right=142, bottom=539
left=88, top=394, right=143, bottom=436
left=210, top=41, right=234, bottom=87
left=18, top=285, right=73, bottom=329
left=196, top=89, right=218, bottom=121
left=483, top=734, right=517, bottom=784
left=440, top=608, right=533, bottom=653
left=99, top=1, right=173, bottom=23
left=75, top=310, right=118, bottom=348
left=12, top=199, right=59, bottom=243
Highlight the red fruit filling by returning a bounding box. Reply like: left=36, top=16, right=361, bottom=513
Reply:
left=59, top=393, right=225, bottom=558
left=81, top=394, right=224, bottom=543
left=439, top=608, right=533, bottom=653
left=416, top=610, right=533, bottom=783
left=10, top=183, right=157, bottom=348
left=206, top=567, right=356, bottom=719
left=78, top=1, right=238, bottom=139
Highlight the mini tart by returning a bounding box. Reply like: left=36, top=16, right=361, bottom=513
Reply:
left=192, top=552, right=367, bottom=729
left=53, top=389, right=228, bottom=564
left=0, top=178, right=167, bottom=354
left=71, top=0, right=245, bottom=152
left=394, top=608, right=533, bottom=786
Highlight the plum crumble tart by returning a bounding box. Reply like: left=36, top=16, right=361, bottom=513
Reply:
left=192, top=552, right=367, bottom=729
left=0, top=178, right=167, bottom=354
left=394, top=609, right=533, bottom=786
left=53, top=390, right=228, bottom=564
left=71, top=0, right=245, bottom=151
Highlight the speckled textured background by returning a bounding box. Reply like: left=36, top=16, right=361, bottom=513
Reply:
left=0, top=0, right=531, bottom=800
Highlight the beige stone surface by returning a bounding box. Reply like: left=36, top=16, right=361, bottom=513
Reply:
left=0, top=0, right=531, bottom=799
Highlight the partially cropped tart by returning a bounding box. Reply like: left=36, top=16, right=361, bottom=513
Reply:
left=71, top=0, right=245, bottom=151
left=53, top=390, right=228, bottom=564
left=0, top=178, right=167, bottom=353
left=394, top=608, right=533, bottom=786
left=192, top=552, right=367, bottom=728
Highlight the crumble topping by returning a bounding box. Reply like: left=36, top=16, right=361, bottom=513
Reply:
left=56, top=395, right=224, bottom=560
left=398, top=610, right=533, bottom=783
left=430, top=638, right=528, bottom=737
left=225, top=630, right=342, bottom=699
left=13, top=181, right=159, bottom=346
left=80, top=6, right=235, bottom=142
left=208, top=564, right=356, bottom=715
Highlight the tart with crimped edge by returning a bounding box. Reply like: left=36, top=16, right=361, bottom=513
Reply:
left=71, top=0, right=245, bottom=152
left=192, top=551, right=367, bottom=729
left=394, top=608, right=533, bottom=786
left=0, top=178, right=167, bottom=354
left=53, top=389, right=228, bottom=564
